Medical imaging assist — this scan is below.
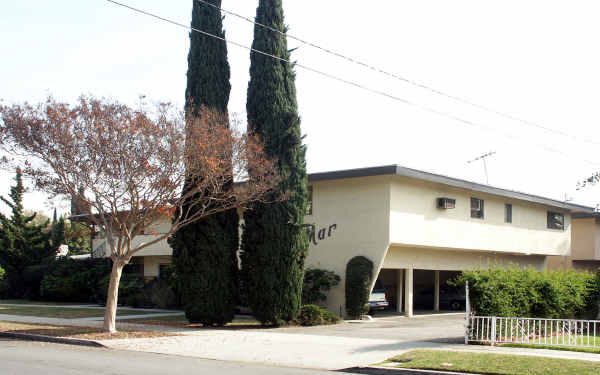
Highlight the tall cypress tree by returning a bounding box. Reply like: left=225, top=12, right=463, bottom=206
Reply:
left=242, top=0, right=309, bottom=325
left=0, top=169, right=53, bottom=298
left=167, top=0, right=238, bottom=326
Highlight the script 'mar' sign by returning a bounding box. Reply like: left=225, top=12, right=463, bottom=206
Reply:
left=305, top=223, right=337, bottom=245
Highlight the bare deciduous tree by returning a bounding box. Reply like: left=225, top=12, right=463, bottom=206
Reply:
left=0, top=96, right=278, bottom=332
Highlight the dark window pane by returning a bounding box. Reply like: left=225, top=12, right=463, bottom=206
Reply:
left=505, top=204, right=512, bottom=223
left=547, top=211, right=564, bottom=230
left=471, top=198, right=484, bottom=219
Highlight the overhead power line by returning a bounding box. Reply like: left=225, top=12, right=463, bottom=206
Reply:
left=195, top=0, right=600, bottom=148
left=103, top=0, right=600, bottom=167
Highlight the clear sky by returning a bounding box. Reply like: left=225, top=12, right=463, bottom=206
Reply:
left=2, top=0, right=600, bottom=216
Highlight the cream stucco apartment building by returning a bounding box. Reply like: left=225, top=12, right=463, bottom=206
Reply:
left=90, top=164, right=596, bottom=318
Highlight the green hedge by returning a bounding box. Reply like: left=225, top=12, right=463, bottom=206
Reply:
left=345, top=256, right=373, bottom=318
left=40, top=257, right=112, bottom=302
left=454, top=267, right=600, bottom=319
left=297, top=304, right=341, bottom=326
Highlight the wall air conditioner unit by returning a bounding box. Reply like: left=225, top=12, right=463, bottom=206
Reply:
left=437, top=197, right=456, bottom=209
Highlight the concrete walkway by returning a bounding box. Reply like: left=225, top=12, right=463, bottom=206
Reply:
left=1, top=308, right=599, bottom=370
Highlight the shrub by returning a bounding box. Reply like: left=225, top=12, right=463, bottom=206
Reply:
left=345, top=256, right=373, bottom=319
left=298, top=304, right=322, bottom=326
left=40, top=257, right=112, bottom=302
left=0, top=265, right=5, bottom=297
left=95, top=272, right=144, bottom=305
left=23, top=264, right=49, bottom=300
left=297, top=304, right=341, bottom=326
left=121, top=277, right=178, bottom=309
left=321, top=309, right=341, bottom=324
left=453, top=266, right=599, bottom=319
left=302, top=268, right=340, bottom=305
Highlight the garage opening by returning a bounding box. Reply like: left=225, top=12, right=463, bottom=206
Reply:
left=373, top=268, right=463, bottom=316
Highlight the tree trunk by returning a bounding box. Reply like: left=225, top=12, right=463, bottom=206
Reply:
left=103, top=259, right=125, bottom=333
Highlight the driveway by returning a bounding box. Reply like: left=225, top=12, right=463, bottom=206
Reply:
left=277, top=313, right=465, bottom=342
left=102, top=313, right=467, bottom=370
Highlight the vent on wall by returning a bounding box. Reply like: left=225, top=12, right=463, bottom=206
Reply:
left=437, top=197, right=456, bottom=209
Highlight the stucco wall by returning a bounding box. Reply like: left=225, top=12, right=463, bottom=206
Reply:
left=141, top=255, right=172, bottom=278
left=91, top=217, right=174, bottom=258
left=571, top=218, right=596, bottom=260
left=389, top=176, right=571, bottom=256
left=304, top=176, right=391, bottom=315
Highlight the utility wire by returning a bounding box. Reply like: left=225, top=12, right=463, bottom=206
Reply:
left=195, top=0, right=600, bottom=148
left=103, top=0, right=600, bottom=167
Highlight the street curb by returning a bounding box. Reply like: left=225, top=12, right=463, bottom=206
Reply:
left=0, top=331, right=105, bottom=348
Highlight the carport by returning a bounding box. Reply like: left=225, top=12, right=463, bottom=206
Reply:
left=377, top=268, right=462, bottom=317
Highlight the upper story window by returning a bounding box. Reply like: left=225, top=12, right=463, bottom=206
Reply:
left=471, top=197, right=484, bottom=219
left=504, top=204, right=512, bottom=223
left=307, top=186, right=313, bottom=215
left=547, top=211, right=564, bottom=230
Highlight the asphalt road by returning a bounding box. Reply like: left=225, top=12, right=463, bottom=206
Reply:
left=0, top=338, right=338, bottom=375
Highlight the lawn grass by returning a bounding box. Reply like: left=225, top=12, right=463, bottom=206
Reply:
left=0, top=305, right=157, bottom=319
left=500, top=342, right=600, bottom=354
left=0, top=321, right=177, bottom=340
left=120, top=315, right=262, bottom=328
left=387, top=350, right=600, bottom=375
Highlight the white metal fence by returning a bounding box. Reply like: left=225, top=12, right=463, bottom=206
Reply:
left=463, top=281, right=600, bottom=348
left=466, top=315, right=600, bottom=347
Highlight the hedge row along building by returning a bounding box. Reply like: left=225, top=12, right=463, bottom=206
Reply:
left=86, top=164, right=598, bottom=318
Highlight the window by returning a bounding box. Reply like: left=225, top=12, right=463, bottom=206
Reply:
left=470, top=198, right=484, bottom=219
left=504, top=204, right=512, bottom=223
left=307, top=185, right=313, bottom=215
left=124, top=263, right=143, bottom=275
left=437, top=197, right=456, bottom=209
left=547, top=212, right=564, bottom=230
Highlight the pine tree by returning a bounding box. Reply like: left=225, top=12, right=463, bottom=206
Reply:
left=167, top=0, right=238, bottom=326
left=241, top=0, right=309, bottom=325
left=0, top=169, right=53, bottom=297
left=65, top=220, right=91, bottom=256
left=49, top=216, right=66, bottom=255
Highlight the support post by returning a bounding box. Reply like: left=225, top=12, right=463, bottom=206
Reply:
left=465, top=280, right=470, bottom=345
left=434, top=270, right=440, bottom=312
left=396, top=269, right=403, bottom=313
left=404, top=268, right=413, bottom=318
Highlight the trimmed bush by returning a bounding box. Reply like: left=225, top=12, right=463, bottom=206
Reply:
left=302, top=268, right=340, bottom=305
left=40, top=257, right=112, bottom=302
left=297, top=304, right=340, bottom=326
left=298, top=304, right=322, bottom=326
left=321, top=309, right=341, bottom=324
left=454, top=267, right=600, bottom=319
left=345, top=256, right=373, bottom=318
left=122, top=277, right=177, bottom=309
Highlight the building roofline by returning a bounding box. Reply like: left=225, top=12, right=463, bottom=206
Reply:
left=308, top=164, right=595, bottom=213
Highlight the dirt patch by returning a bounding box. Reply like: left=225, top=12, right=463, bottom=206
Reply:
left=121, top=316, right=264, bottom=329
left=0, top=321, right=177, bottom=340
